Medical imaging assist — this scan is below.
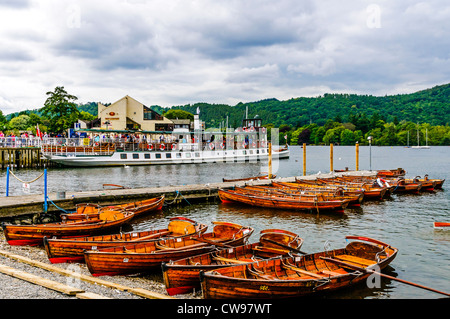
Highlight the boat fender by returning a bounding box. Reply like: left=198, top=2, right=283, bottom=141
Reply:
left=160, top=143, right=165, bottom=151
left=209, top=143, right=215, bottom=150
left=377, top=178, right=387, bottom=187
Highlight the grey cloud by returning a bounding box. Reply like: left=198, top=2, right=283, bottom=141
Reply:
left=0, top=0, right=30, bottom=8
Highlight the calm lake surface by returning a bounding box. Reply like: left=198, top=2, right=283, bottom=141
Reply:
left=1, top=146, right=449, bottom=299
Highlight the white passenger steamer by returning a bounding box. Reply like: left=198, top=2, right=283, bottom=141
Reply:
left=41, top=118, right=289, bottom=167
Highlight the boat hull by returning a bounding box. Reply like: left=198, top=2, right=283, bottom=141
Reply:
left=2, top=212, right=135, bottom=246
left=218, top=189, right=349, bottom=213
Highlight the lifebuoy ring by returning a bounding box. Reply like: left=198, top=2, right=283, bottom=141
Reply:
left=249, top=127, right=255, bottom=132
left=209, top=142, right=215, bottom=150
left=261, top=141, right=267, bottom=147
left=261, top=127, right=266, bottom=133
left=94, top=142, right=99, bottom=147
left=148, top=144, right=153, bottom=150
left=172, top=144, right=177, bottom=150
left=160, top=143, right=165, bottom=151
left=251, top=142, right=256, bottom=148
left=220, top=143, right=224, bottom=149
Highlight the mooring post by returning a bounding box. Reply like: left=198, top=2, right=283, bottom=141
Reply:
left=330, top=143, right=334, bottom=173
left=268, top=142, right=272, bottom=179
left=355, top=142, right=359, bottom=171
left=303, top=143, right=306, bottom=176
left=6, top=166, right=10, bottom=197
left=43, top=168, right=48, bottom=213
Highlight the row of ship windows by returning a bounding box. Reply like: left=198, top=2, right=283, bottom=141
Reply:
left=119, top=149, right=266, bottom=160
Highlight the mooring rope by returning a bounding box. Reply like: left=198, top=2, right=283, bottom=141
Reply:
left=9, top=170, right=45, bottom=184
left=46, top=196, right=74, bottom=214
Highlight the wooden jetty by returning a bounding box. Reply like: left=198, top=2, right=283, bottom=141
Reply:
left=0, top=147, right=54, bottom=169
left=0, top=171, right=376, bottom=220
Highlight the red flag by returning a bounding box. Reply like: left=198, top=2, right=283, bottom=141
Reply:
left=36, top=124, right=43, bottom=140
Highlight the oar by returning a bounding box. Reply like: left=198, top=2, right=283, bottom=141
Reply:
left=260, top=238, right=307, bottom=255
left=320, top=256, right=450, bottom=297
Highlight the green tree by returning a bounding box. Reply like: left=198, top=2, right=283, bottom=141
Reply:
left=340, top=129, right=355, bottom=145
left=163, top=109, right=194, bottom=120
left=8, top=114, right=30, bottom=131
left=40, top=86, right=79, bottom=133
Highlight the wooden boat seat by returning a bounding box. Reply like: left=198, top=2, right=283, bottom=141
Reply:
left=253, top=246, right=289, bottom=255
left=130, top=231, right=171, bottom=241
left=212, top=256, right=251, bottom=264
left=281, top=263, right=324, bottom=279
left=320, top=269, right=346, bottom=277
left=334, top=254, right=375, bottom=267
left=248, top=270, right=278, bottom=280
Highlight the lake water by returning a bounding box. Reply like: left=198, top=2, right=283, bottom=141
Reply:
left=1, top=145, right=449, bottom=299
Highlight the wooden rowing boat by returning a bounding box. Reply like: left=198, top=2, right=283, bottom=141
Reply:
left=387, top=177, right=422, bottom=194
left=200, top=236, right=398, bottom=299
left=84, top=221, right=254, bottom=277
left=222, top=175, right=276, bottom=182
left=376, top=168, right=406, bottom=178
left=404, top=176, right=437, bottom=191
left=218, top=188, right=350, bottom=213
left=63, top=195, right=165, bottom=220
left=238, top=185, right=364, bottom=207
left=272, top=181, right=365, bottom=198
left=161, top=229, right=304, bottom=296
left=43, top=216, right=207, bottom=264
left=314, top=177, right=391, bottom=199
left=433, top=222, right=450, bottom=229
left=2, top=209, right=135, bottom=246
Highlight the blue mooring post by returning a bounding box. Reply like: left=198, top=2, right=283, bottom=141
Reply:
left=6, top=167, right=10, bottom=197
left=43, top=169, right=48, bottom=213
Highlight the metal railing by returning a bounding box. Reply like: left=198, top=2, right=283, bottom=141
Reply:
left=0, top=137, right=42, bottom=148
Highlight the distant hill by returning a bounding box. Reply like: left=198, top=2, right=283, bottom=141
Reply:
left=10, top=83, right=448, bottom=129
left=166, top=83, right=450, bottom=128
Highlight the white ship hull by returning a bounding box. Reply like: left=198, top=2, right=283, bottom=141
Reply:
left=44, top=147, right=290, bottom=167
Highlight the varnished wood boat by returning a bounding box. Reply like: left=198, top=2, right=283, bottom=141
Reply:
left=2, top=209, right=135, bottom=246
left=63, top=195, right=165, bottom=220
left=84, top=221, right=254, bottom=276
left=223, top=175, right=276, bottom=182
left=200, top=236, right=398, bottom=299
left=43, top=216, right=207, bottom=264
left=161, top=229, right=304, bottom=296
left=405, top=176, right=436, bottom=191
left=239, top=185, right=364, bottom=207
left=422, top=175, right=445, bottom=189
left=278, top=180, right=366, bottom=198
left=314, top=177, right=390, bottom=199
left=376, top=168, right=406, bottom=178
left=387, top=177, right=422, bottom=194
left=433, top=222, right=450, bottom=229
left=218, top=188, right=350, bottom=213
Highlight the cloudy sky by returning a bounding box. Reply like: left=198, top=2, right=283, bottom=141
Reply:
left=0, top=0, right=449, bottom=114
